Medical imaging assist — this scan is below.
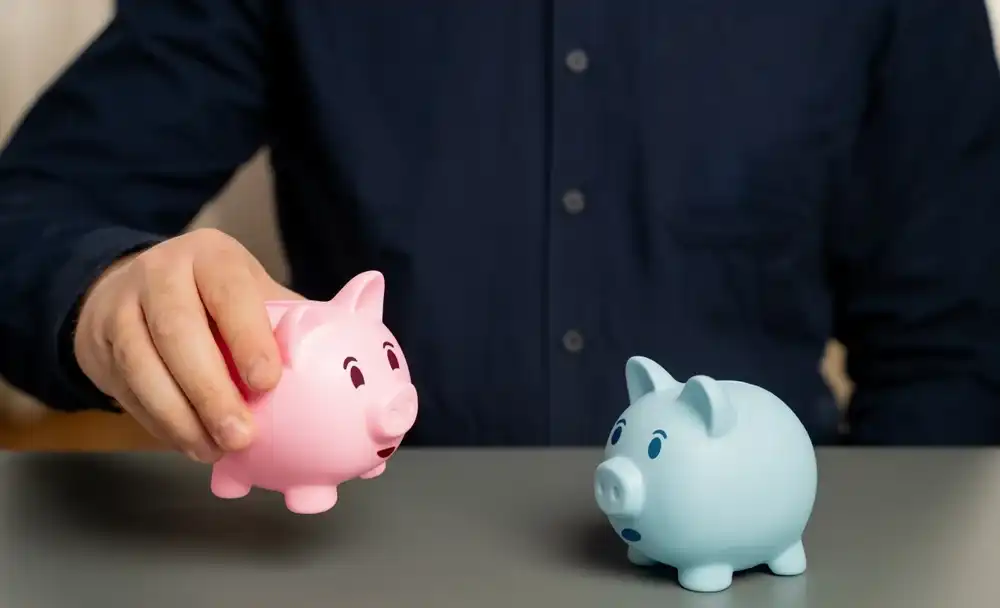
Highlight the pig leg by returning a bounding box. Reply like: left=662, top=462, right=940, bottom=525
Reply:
left=360, top=462, right=387, bottom=479
left=767, top=539, right=806, bottom=576
left=677, top=564, right=734, bottom=593
left=626, top=546, right=657, bottom=566
left=283, top=485, right=339, bottom=514
left=210, top=463, right=251, bottom=499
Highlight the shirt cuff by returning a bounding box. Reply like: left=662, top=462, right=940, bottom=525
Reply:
left=47, top=227, right=164, bottom=413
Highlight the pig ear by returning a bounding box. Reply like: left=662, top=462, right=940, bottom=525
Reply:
left=625, top=356, right=680, bottom=404
left=330, top=271, right=385, bottom=320
left=677, top=375, right=737, bottom=438
left=273, top=304, right=329, bottom=363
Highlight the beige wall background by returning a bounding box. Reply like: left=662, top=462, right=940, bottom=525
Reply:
left=1, top=0, right=997, bottom=440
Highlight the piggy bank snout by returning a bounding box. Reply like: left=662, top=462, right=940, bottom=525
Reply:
left=368, top=384, right=418, bottom=440
left=595, top=457, right=645, bottom=518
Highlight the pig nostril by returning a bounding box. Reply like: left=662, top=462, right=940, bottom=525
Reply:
left=372, top=393, right=417, bottom=441
left=595, top=457, right=645, bottom=518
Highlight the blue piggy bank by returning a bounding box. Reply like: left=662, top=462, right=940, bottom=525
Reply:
left=594, top=356, right=818, bottom=593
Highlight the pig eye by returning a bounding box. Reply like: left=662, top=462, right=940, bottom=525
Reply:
left=349, top=367, right=365, bottom=388
left=383, top=342, right=400, bottom=370
left=647, top=429, right=667, bottom=459
left=609, top=419, right=626, bottom=445
left=344, top=357, right=365, bottom=388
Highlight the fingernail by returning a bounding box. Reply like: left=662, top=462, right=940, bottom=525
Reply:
left=184, top=450, right=202, bottom=462
left=184, top=448, right=218, bottom=464
left=219, top=415, right=252, bottom=448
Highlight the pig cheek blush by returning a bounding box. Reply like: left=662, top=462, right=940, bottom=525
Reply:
left=208, top=270, right=419, bottom=515
left=594, top=355, right=817, bottom=593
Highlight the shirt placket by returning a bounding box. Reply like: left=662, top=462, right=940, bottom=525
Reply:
left=547, top=6, right=603, bottom=444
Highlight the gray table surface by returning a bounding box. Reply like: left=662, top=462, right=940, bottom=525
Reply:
left=0, top=448, right=998, bottom=608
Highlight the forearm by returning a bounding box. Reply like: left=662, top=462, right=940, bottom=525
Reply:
left=0, top=190, right=162, bottom=411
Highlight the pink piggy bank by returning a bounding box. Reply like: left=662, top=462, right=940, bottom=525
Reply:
left=209, top=270, right=419, bottom=514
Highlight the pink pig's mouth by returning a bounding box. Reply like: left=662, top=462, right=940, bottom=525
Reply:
left=377, top=447, right=396, bottom=459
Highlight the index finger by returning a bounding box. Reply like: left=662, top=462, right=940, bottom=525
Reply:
left=194, top=256, right=284, bottom=392
left=139, top=264, right=256, bottom=452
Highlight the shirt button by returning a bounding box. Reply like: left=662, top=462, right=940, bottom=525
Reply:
left=562, top=189, right=586, bottom=214
left=562, top=329, right=585, bottom=353
left=565, top=49, right=589, bottom=73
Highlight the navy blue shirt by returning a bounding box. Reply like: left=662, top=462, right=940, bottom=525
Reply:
left=1, top=0, right=999, bottom=446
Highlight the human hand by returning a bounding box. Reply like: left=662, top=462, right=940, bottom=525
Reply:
left=73, top=228, right=303, bottom=462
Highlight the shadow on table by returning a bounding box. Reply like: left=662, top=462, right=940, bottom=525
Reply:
left=544, top=514, right=782, bottom=586
left=7, top=453, right=362, bottom=562
left=539, top=517, right=810, bottom=607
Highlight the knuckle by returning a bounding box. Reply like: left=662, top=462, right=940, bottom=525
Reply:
left=107, top=305, right=135, bottom=341
left=189, top=227, right=227, bottom=241
left=132, top=246, right=170, bottom=275
left=189, top=227, right=238, bottom=252
left=109, top=339, right=141, bottom=379
left=108, top=329, right=144, bottom=378
left=74, top=314, right=105, bottom=370
left=111, top=339, right=141, bottom=377
left=133, top=240, right=196, bottom=283
left=146, top=308, right=193, bottom=343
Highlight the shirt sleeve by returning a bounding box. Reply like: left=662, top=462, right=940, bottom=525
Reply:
left=832, top=0, right=1000, bottom=444
left=0, top=0, right=270, bottom=413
